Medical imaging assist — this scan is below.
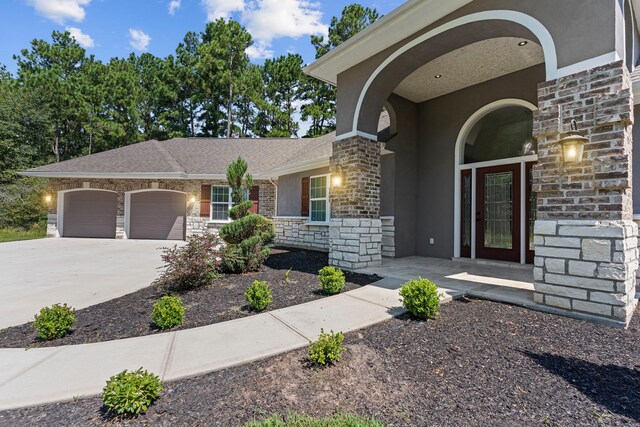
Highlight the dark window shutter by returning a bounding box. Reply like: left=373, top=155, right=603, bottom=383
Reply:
left=200, top=184, right=211, bottom=217
left=301, top=177, right=310, bottom=216
left=249, top=185, right=259, bottom=214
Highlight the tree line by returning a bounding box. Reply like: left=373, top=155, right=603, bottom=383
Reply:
left=0, top=4, right=378, bottom=229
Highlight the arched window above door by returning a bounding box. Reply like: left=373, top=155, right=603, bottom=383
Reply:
left=463, top=106, right=535, bottom=164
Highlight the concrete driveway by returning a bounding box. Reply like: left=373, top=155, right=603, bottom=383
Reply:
left=0, top=238, right=182, bottom=329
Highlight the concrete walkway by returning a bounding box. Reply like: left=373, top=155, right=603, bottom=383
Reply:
left=0, top=239, right=181, bottom=329
left=0, top=280, right=460, bottom=411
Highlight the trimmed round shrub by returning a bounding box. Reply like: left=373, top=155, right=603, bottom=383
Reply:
left=308, top=328, right=346, bottom=366
left=152, top=296, right=185, bottom=330
left=399, top=277, right=441, bottom=320
left=33, top=303, right=76, bottom=340
left=102, top=368, right=163, bottom=417
left=245, top=280, right=272, bottom=311
left=318, top=266, right=345, bottom=295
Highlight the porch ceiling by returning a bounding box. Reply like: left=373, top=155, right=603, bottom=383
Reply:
left=393, top=37, right=544, bottom=103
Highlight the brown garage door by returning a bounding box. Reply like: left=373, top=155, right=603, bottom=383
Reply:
left=129, top=191, right=186, bottom=240
left=63, top=190, right=117, bottom=238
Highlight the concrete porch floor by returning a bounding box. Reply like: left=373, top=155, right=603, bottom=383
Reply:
left=355, top=256, right=538, bottom=311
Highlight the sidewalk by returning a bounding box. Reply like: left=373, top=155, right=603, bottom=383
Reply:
left=0, top=279, right=460, bottom=411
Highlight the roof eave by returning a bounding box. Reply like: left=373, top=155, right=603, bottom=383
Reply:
left=303, top=0, right=473, bottom=84
left=262, top=158, right=331, bottom=178
left=19, top=171, right=229, bottom=180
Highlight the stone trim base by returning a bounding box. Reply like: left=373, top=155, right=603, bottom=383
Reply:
left=274, top=217, right=329, bottom=251
left=329, top=218, right=382, bottom=269
left=381, top=216, right=395, bottom=257
left=533, top=219, right=638, bottom=327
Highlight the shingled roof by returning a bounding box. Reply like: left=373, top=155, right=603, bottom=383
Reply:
left=22, top=112, right=391, bottom=179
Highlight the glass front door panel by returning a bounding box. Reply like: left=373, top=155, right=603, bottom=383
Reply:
left=483, top=171, right=513, bottom=250
left=463, top=174, right=472, bottom=248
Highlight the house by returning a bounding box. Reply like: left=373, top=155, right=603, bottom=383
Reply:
left=23, top=0, right=640, bottom=327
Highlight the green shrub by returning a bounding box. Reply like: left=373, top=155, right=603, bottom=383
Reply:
left=245, top=280, right=272, bottom=311
left=152, top=296, right=185, bottom=329
left=318, top=266, right=345, bottom=295
left=102, top=368, right=163, bottom=417
left=308, top=328, right=346, bottom=366
left=244, top=413, right=385, bottom=426
left=399, top=277, right=442, bottom=320
left=154, top=233, right=222, bottom=292
left=33, top=303, right=76, bottom=340
left=219, top=157, right=275, bottom=273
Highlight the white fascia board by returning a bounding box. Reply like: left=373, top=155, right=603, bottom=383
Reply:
left=261, top=158, right=331, bottom=178
left=304, top=0, right=473, bottom=84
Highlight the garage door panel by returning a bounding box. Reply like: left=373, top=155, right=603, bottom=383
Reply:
left=63, top=191, right=117, bottom=238
left=129, top=192, right=186, bottom=240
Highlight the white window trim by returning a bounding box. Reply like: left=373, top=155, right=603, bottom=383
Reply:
left=307, top=174, right=331, bottom=225
left=209, top=186, right=233, bottom=223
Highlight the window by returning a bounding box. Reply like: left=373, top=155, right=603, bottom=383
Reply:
left=210, top=186, right=232, bottom=221
left=309, top=174, right=329, bottom=223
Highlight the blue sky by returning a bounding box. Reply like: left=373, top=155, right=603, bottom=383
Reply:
left=0, top=0, right=404, bottom=74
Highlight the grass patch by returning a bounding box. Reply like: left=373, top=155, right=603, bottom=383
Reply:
left=0, top=226, right=46, bottom=243
left=245, top=413, right=385, bottom=426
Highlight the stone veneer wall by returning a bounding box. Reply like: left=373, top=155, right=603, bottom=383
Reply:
left=46, top=178, right=276, bottom=239
left=329, top=218, right=382, bottom=269
left=532, top=61, right=638, bottom=327
left=533, top=220, right=638, bottom=326
left=273, top=217, right=329, bottom=251
left=273, top=215, right=395, bottom=256
left=329, top=136, right=383, bottom=269
left=381, top=216, right=395, bottom=257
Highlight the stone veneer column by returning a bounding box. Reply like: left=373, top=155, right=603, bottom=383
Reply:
left=329, top=135, right=383, bottom=269
left=532, top=60, right=638, bottom=327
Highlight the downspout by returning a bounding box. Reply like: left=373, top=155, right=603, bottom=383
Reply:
left=269, top=177, right=278, bottom=217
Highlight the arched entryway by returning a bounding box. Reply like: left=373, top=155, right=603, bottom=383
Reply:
left=454, top=99, right=537, bottom=263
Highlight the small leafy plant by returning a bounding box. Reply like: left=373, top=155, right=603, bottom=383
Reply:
left=155, top=233, right=222, bottom=292
left=284, top=267, right=293, bottom=284
left=318, top=266, right=345, bottom=294
left=245, top=280, right=272, bottom=311
left=152, top=296, right=185, bottom=329
left=308, top=328, right=346, bottom=366
left=102, top=368, right=163, bottom=417
left=33, top=303, right=76, bottom=340
left=399, top=277, right=442, bottom=320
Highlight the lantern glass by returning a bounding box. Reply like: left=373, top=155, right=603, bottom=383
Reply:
left=331, top=174, right=343, bottom=187
left=561, top=136, right=586, bottom=164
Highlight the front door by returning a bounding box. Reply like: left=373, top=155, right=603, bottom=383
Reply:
left=476, top=164, right=521, bottom=262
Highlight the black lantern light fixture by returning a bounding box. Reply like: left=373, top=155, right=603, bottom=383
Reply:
left=560, top=120, right=588, bottom=164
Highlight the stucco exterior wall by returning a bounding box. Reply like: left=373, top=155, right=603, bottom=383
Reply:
left=413, top=64, right=543, bottom=258
left=335, top=0, right=623, bottom=136
left=276, top=166, right=329, bottom=216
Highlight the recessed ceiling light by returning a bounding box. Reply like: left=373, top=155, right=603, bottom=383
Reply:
left=518, top=41, right=528, bottom=46
left=435, top=74, right=442, bottom=79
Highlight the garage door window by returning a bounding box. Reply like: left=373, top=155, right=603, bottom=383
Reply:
left=211, top=186, right=232, bottom=221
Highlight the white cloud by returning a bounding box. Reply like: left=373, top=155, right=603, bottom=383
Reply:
left=202, top=0, right=244, bottom=20
left=242, top=0, right=327, bottom=42
left=128, top=29, right=151, bottom=51
left=246, top=42, right=274, bottom=60
left=168, top=0, right=181, bottom=15
left=65, top=26, right=94, bottom=48
left=27, top=0, right=91, bottom=24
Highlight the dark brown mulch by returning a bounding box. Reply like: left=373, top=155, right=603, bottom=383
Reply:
left=2, top=299, right=639, bottom=427
left=0, top=247, right=378, bottom=348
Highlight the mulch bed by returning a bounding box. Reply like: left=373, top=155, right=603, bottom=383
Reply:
left=2, top=299, right=639, bottom=426
left=0, top=247, right=378, bottom=348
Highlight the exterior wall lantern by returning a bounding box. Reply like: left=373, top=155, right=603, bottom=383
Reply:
left=189, top=194, right=197, bottom=204
left=331, top=165, right=344, bottom=187
left=560, top=120, right=588, bottom=164
left=43, top=194, right=52, bottom=204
